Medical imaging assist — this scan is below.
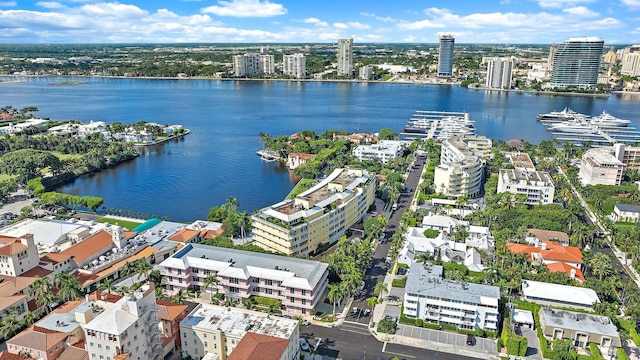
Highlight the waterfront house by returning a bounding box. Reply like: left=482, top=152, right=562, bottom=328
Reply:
left=286, top=153, right=316, bottom=170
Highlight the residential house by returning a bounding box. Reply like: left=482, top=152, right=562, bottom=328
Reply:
left=352, top=140, right=408, bottom=164
left=611, top=204, right=640, bottom=223
left=286, top=153, right=316, bottom=170
left=156, top=299, right=188, bottom=351
left=506, top=234, right=584, bottom=282
left=522, top=280, right=600, bottom=311
left=539, top=307, right=620, bottom=351
left=497, top=169, right=555, bottom=205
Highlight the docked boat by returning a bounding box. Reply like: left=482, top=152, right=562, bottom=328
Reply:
left=537, top=108, right=589, bottom=122
left=548, top=123, right=596, bottom=134
left=589, top=110, right=631, bottom=128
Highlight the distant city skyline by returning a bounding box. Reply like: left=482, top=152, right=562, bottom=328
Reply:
left=0, top=0, right=639, bottom=44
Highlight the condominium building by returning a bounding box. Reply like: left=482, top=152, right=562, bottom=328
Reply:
left=550, top=37, right=604, bottom=88
left=484, top=57, right=514, bottom=89
left=539, top=308, right=620, bottom=351
left=233, top=54, right=274, bottom=77
left=403, top=264, right=499, bottom=331
left=252, top=168, right=376, bottom=256
left=359, top=65, right=373, bottom=80
left=283, top=53, right=306, bottom=79
left=621, top=52, right=640, bottom=77
left=438, top=34, right=455, bottom=77
left=434, top=135, right=491, bottom=198
left=579, top=147, right=624, bottom=186
left=0, top=234, right=39, bottom=276
left=352, top=140, right=408, bottom=164
left=84, top=284, right=163, bottom=360
left=180, top=303, right=300, bottom=360
left=497, top=169, right=555, bottom=205
left=158, top=243, right=329, bottom=316
left=337, top=38, right=353, bottom=76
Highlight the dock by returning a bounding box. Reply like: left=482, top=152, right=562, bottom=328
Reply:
left=400, top=110, right=476, bottom=140
left=541, top=118, right=640, bottom=145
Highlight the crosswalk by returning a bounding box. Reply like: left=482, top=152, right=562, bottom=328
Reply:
left=339, top=321, right=372, bottom=336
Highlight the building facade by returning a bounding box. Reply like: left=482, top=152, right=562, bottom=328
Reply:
left=539, top=308, right=620, bottom=351
left=579, top=147, right=625, bottom=186
left=352, top=140, right=407, bottom=164
left=0, top=234, right=39, bottom=276
left=283, top=54, right=306, bottom=79
left=550, top=37, right=604, bottom=88
left=359, top=65, right=373, bottom=80
left=497, top=169, right=555, bottom=205
left=233, top=54, right=274, bottom=77
left=434, top=135, right=491, bottom=198
left=485, top=57, right=514, bottom=89
left=180, top=304, right=300, bottom=360
left=252, top=168, right=376, bottom=256
left=336, top=38, right=353, bottom=76
left=403, top=264, right=499, bottom=331
left=621, top=52, right=640, bottom=77
left=438, top=34, right=455, bottom=77
left=159, top=244, right=329, bottom=316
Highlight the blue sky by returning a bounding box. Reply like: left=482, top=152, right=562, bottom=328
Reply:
left=1, top=0, right=639, bottom=44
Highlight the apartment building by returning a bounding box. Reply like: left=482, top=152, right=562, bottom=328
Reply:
left=359, top=65, right=373, bottom=80
left=232, top=54, right=274, bottom=77
left=337, top=38, right=353, bottom=76
left=484, top=57, right=514, bottom=89
left=551, top=37, right=604, bottom=88
left=180, top=303, right=300, bottom=360
left=84, top=284, right=163, bottom=360
left=438, top=34, right=455, bottom=77
left=283, top=53, right=306, bottom=79
left=403, top=263, right=500, bottom=331
left=0, top=234, right=39, bottom=276
left=252, top=168, right=376, bottom=256
left=579, top=147, right=624, bottom=186
left=622, top=52, right=640, bottom=77
left=352, top=140, right=407, bottom=164
left=613, top=143, right=640, bottom=171
left=434, top=135, right=491, bottom=198
left=539, top=308, right=620, bottom=351
left=497, top=169, right=555, bottom=205
left=158, top=244, right=329, bottom=316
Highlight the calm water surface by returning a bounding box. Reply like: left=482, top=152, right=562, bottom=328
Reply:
left=2, top=77, right=640, bottom=221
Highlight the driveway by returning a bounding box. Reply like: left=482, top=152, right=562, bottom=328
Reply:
left=396, top=324, right=497, bottom=353
left=521, top=328, right=542, bottom=360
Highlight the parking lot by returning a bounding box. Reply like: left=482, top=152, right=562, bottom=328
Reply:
left=396, top=324, right=497, bottom=353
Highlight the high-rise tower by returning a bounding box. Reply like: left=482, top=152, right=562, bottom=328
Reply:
left=438, top=34, right=455, bottom=77
left=337, top=38, right=353, bottom=76
left=550, top=37, right=604, bottom=88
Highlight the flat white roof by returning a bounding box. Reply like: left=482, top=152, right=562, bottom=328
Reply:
left=522, top=280, right=600, bottom=307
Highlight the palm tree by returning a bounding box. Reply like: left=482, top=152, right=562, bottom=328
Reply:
left=243, top=300, right=256, bottom=310
left=120, top=262, right=137, bottom=278
left=570, top=225, right=590, bottom=248
left=374, top=282, right=388, bottom=298
left=55, top=271, right=83, bottom=302
left=171, top=289, right=189, bottom=305
left=589, top=253, right=614, bottom=282
left=0, top=316, right=21, bottom=339
left=223, top=297, right=235, bottom=307
left=28, top=275, right=53, bottom=300
left=98, top=277, right=115, bottom=295
left=36, top=292, right=57, bottom=315
left=134, top=261, right=153, bottom=281
left=23, top=311, right=39, bottom=326
left=366, top=296, right=378, bottom=311
left=327, top=283, right=344, bottom=315
left=202, top=274, right=220, bottom=303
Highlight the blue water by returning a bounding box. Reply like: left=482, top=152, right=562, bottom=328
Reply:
left=2, top=77, right=640, bottom=221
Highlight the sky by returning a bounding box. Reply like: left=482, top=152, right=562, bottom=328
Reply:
left=0, top=0, right=639, bottom=44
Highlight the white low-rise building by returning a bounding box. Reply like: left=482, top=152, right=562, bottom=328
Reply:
left=612, top=204, right=640, bottom=223
left=403, top=264, right=500, bottom=331
left=522, top=280, right=600, bottom=311
left=352, top=140, right=408, bottom=164
left=497, top=169, right=555, bottom=205
left=579, top=147, right=624, bottom=186
left=180, top=303, right=300, bottom=360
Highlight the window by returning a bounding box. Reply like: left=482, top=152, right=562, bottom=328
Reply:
left=302, top=290, right=306, bottom=296
left=290, top=288, right=294, bottom=294
left=265, top=288, right=272, bottom=295
left=290, top=297, right=295, bottom=303
left=204, top=342, right=208, bottom=347
left=230, top=286, right=239, bottom=293
left=265, top=279, right=273, bottom=286
left=229, top=278, right=239, bottom=284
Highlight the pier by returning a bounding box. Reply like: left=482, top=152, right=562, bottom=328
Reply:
left=540, top=113, right=640, bottom=145
left=400, top=110, right=475, bottom=140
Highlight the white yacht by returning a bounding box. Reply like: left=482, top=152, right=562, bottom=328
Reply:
left=537, top=108, right=589, bottom=122
left=589, top=111, right=631, bottom=127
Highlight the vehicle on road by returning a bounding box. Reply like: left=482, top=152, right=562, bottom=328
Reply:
left=300, top=338, right=311, bottom=351
left=466, top=334, right=475, bottom=346
left=371, top=211, right=378, bottom=217
left=392, top=203, right=398, bottom=211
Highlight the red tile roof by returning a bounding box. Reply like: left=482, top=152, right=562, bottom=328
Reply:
left=20, top=266, right=53, bottom=278
left=546, top=262, right=585, bottom=282
left=527, top=228, right=570, bottom=243
left=226, top=332, right=290, bottom=360
left=0, top=352, right=30, bottom=360
left=168, top=229, right=200, bottom=243
left=539, top=241, right=583, bottom=263
left=58, top=346, right=88, bottom=360
left=7, top=327, right=67, bottom=352
left=60, top=230, right=113, bottom=264
left=0, top=237, right=28, bottom=256
left=156, top=299, right=188, bottom=322
left=40, top=252, right=72, bottom=265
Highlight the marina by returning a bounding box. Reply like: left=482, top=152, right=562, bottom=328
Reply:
left=401, top=110, right=476, bottom=140
left=538, top=108, right=640, bottom=145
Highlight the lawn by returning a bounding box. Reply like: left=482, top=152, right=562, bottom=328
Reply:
left=53, top=152, right=84, bottom=161
left=96, top=217, right=143, bottom=230
left=286, top=178, right=314, bottom=199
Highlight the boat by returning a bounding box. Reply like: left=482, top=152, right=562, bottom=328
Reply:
left=256, top=149, right=279, bottom=162
left=589, top=110, right=631, bottom=128
left=537, top=108, right=589, bottom=122
left=548, top=123, right=596, bottom=134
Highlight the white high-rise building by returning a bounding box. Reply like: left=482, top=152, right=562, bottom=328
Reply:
left=337, top=38, right=353, bottom=76
left=259, top=54, right=275, bottom=75
left=551, top=37, right=604, bottom=88
left=485, top=57, right=514, bottom=89
left=283, top=53, right=306, bottom=79
left=621, top=52, right=640, bottom=77
left=359, top=65, right=373, bottom=80
left=233, top=54, right=274, bottom=77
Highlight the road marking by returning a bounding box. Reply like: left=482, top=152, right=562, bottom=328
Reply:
left=383, top=350, right=416, bottom=359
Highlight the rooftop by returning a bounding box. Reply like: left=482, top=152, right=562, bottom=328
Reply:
left=527, top=229, right=570, bottom=243
left=615, top=204, right=640, bottom=213
left=161, top=244, right=328, bottom=291
left=0, top=218, right=89, bottom=246
left=7, top=327, right=67, bottom=351
left=540, top=307, right=618, bottom=338
left=180, top=303, right=298, bottom=339
left=226, top=332, right=290, bottom=360
left=499, top=169, right=553, bottom=185
left=60, top=230, right=114, bottom=264
left=504, top=152, right=536, bottom=170
left=583, top=147, right=623, bottom=166
left=522, top=280, right=600, bottom=307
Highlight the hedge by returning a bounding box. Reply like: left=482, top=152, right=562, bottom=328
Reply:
left=392, top=277, right=407, bottom=288
left=252, top=296, right=281, bottom=307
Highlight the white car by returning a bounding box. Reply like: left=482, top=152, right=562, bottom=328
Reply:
left=300, top=338, right=311, bottom=352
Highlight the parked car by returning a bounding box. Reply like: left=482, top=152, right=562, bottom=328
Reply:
left=371, top=211, right=378, bottom=217
left=398, top=267, right=407, bottom=275
left=300, top=338, right=310, bottom=351
left=466, top=334, right=475, bottom=346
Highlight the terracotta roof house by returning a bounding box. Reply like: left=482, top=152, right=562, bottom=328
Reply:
left=167, top=228, right=200, bottom=243
left=546, top=262, right=585, bottom=282
left=6, top=327, right=68, bottom=360
left=226, top=332, right=290, bottom=360
left=0, top=352, right=31, bottom=360
left=156, top=299, right=188, bottom=350
left=286, top=153, right=316, bottom=169
left=59, top=230, right=115, bottom=268
left=506, top=239, right=584, bottom=280
left=526, top=228, right=570, bottom=246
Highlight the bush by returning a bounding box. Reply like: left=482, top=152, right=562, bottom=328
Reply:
left=587, top=343, right=604, bottom=359
left=392, top=277, right=407, bottom=288
left=415, top=319, right=423, bottom=327
left=497, top=338, right=504, bottom=351
left=252, top=296, right=281, bottom=307
left=377, top=317, right=397, bottom=334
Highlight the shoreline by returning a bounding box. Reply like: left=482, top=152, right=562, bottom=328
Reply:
left=135, top=129, right=190, bottom=146
left=0, top=73, right=625, bottom=98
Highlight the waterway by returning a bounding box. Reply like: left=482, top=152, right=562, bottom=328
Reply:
left=2, top=77, right=640, bottom=222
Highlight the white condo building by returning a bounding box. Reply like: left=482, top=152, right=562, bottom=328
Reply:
left=434, top=135, right=492, bottom=198
left=337, top=38, right=353, bottom=76
left=403, top=264, right=500, bottom=331
left=579, top=146, right=625, bottom=186
left=180, top=303, right=300, bottom=360
left=252, top=168, right=376, bottom=256
left=622, top=52, right=640, bottom=77
left=485, top=57, right=514, bottom=89
left=497, top=169, right=555, bottom=205
left=352, top=140, right=408, bottom=164
left=233, top=54, right=274, bottom=77
left=359, top=65, right=373, bottom=80
left=283, top=53, right=306, bottom=79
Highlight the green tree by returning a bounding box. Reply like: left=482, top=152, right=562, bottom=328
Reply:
left=378, top=128, right=398, bottom=140
left=55, top=271, right=83, bottom=302
left=374, top=281, right=388, bottom=298
left=203, top=274, right=220, bottom=303
left=327, top=283, right=345, bottom=315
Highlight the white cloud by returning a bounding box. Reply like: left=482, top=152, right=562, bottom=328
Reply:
left=36, top=2, right=65, bottom=9
left=347, top=21, right=369, bottom=29
left=0, top=1, right=16, bottom=6
left=303, top=17, right=328, bottom=27
left=621, top=0, right=640, bottom=9
left=201, top=0, right=286, bottom=18
left=333, top=22, right=348, bottom=29
left=398, top=19, right=444, bottom=30
left=537, top=0, right=594, bottom=8
left=80, top=3, right=147, bottom=18
left=563, top=6, right=599, bottom=17
left=359, top=12, right=395, bottom=22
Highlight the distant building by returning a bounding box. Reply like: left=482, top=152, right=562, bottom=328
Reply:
left=611, top=204, right=640, bottom=223
left=252, top=168, right=375, bottom=256
left=352, top=140, right=408, bottom=164
left=434, top=135, right=491, bottom=198
left=283, top=53, right=306, bottom=79
left=622, top=53, right=640, bottom=77
left=497, top=169, right=555, bottom=205
left=359, top=65, right=373, bottom=80
left=603, top=48, right=618, bottom=65
left=438, top=34, right=455, bottom=77
left=337, top=38, right=353, bottom=76
left=403, top=264, right=499, bottom=331
left=484, top=57, right=514, bottom=89
left=286, top=153, right=316, bottom=169
left=539, top=307, right=620, bottom=351
left=522, top=280, right=599, bottom=311
left=180, top=303, right=300, bottom=360
left=579, top=146, right=624, bottom=186
left=233, top=54, right=274, bottom=77
left=550, top=37, right=604, bottom=88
